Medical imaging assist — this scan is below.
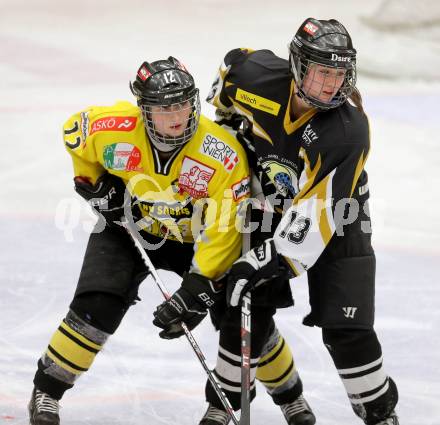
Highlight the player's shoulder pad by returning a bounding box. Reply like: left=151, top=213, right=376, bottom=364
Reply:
left=64, top=101, right=138, bottom=127
left=63, top=101, right=140, bottom=150
left=194, top=115, right=248, bottom=176
left=305, top=104, right=369, bottom=152
left=198, top=115, right=246, bottom=155
left=85, top=100, right=139, bottom=121
left=333, top=102, right=369, bottom=148
left=224, top=47, right=256, bottom=67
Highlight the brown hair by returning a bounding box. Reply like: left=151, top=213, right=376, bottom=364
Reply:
left=349, top=87, right=365, bottom=115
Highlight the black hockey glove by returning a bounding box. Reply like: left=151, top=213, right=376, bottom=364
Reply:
left=215, top=110, right=245, bottom=132
left=74, top=173, right=128, bottom=226
left=153, top=272, right=223, bottom=339
left=216, top=110, right=253, bottom=148
left=227, top=239, right=290, bottom=307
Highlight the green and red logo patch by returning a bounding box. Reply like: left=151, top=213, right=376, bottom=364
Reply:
left=103, top=143, right=143, bottom=171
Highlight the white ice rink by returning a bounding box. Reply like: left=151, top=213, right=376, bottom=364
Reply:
left=1, top=0, right=440, bottom=424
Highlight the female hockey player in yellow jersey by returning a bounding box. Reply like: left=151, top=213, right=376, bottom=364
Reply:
left=205, top=18, right=399, bottom=425
left=28, top=56, right=314, bottom=425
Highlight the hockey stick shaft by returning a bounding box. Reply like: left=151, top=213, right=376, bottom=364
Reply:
left=123, top=221, right=239, bottom=425
left=240, top=203, right=252, bottom=425
left=240, top=293, right=251, bottom=425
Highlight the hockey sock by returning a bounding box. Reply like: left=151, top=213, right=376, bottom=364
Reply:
left=33, top=310, right=109, bottom=400
left=205, top=307, right=276, bottom=410
left=206, top=344, right=259, bottom=411
left=323, top=328, right=398, bottom=424
left=256, top=327, right=302, bottom=405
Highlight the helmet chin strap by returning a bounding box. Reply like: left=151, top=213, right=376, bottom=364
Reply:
left=147, top=129, right=180, bottom=153
left=150, top=139, right=179, bottom=153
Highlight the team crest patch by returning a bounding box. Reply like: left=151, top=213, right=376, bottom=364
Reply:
left=200, top=133, right=239, bottom=172
left=261, top=159, right=299, bottom=197
left=90, top=116, right=137, bottom=135
left=178, top=156, right=215, bottom=199
left=231, top=176, right=250, bottom=201
left=103, top=143, right=143, bottom=171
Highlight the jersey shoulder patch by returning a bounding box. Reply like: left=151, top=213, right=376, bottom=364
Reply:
left=87, top=101, right=139, bottom=136
left=63, top=101, right=140, bottom=150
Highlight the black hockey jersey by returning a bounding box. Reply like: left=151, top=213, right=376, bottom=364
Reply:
left=207, top=48, right=370, bottom=276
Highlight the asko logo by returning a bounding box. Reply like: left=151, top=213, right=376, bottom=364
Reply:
left=90, top=116, right=137, bottom=135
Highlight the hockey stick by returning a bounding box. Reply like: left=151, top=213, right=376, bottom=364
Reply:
left=240, top=203, right=252, bottom=425
left=240, top=293, right=251, bottom=425
left=122, top=219, right=239, bottom=425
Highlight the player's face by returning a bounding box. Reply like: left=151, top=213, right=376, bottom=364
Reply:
left=150, top=101, right=191, bottom=137
left=302, top=64, right=346, bottom=104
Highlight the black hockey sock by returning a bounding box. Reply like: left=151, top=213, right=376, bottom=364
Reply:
left=323, top=328, right=398, bottom=424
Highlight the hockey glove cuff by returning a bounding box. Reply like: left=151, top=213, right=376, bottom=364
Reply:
left=152, top=272, right=224, bottom=340
left=227, top=238, right=290, bottom=307
left=215, top=109, right=244, bottom=132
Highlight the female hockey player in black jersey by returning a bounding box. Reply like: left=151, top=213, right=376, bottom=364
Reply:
left=205, top=18, right=399, bottom=425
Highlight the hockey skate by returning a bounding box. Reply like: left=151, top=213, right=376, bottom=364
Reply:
left=280, top=394, right=316, bottom=425
left=199, top=404, right=231, bottom=425
left=28, top=388, right=60, bottom=425
left=373, top=411, right=399, bottom=425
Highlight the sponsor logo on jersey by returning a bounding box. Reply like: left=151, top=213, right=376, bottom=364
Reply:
left=138, top=66, right=152, bottom=81
left=200, top=134, right=239, bottom=172
left=235, top=88, right=281, bottom=116
left=231, top=176, right=250, bottom=201
left=331, top=53, right=351, bottom=62
left=178, top=156, right=215, bottom=199
left=103, top=143, right=143, bottom=171
left=90, top=116, right=137, bottom=135
left=304, top=22, right=319, bottom=35
left=302, top=123, right=318, bottom=145
left=138, top=198, right=193, bottom=220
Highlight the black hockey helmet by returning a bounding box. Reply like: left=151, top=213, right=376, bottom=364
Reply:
left=289, top=18, right=357, bottom=109
left=130, top=57, right=200, bottom=151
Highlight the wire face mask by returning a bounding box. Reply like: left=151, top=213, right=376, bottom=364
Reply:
left=292, top=57, right=356, bottom=110
left=140, top=92, right=201, bottom=152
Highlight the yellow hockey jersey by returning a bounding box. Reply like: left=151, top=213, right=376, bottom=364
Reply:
left=63, top=101, right=250, bottom=280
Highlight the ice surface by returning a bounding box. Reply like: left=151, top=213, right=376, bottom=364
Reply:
left=1, top=1, right=439, bottom=424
